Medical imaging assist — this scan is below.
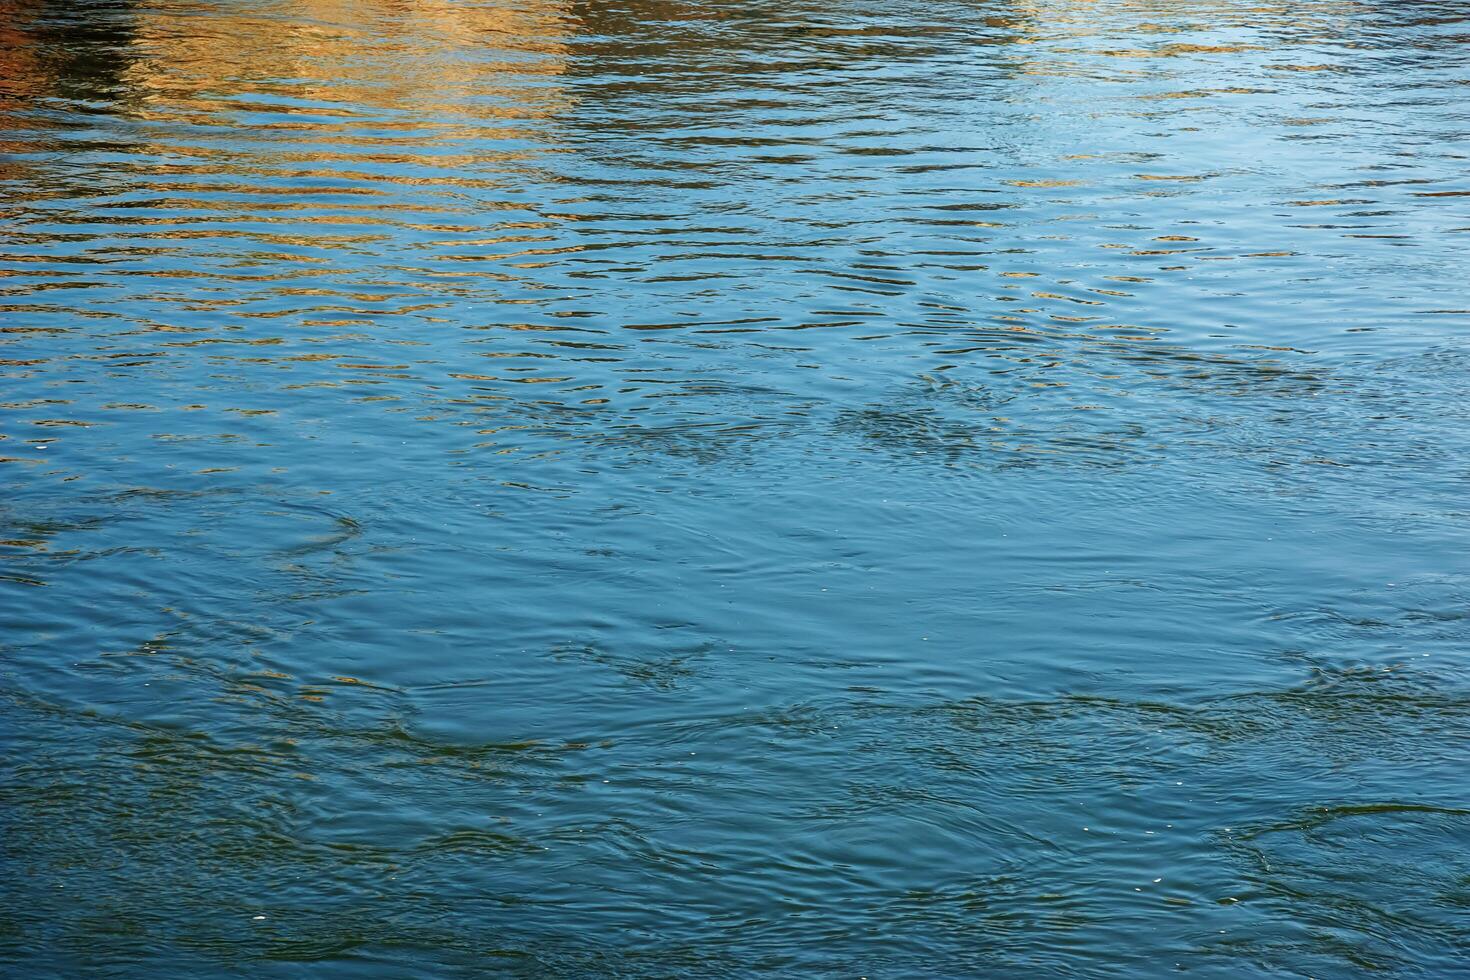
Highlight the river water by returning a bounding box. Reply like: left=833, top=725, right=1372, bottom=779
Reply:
left=3, top=0, right=1469, bottom=976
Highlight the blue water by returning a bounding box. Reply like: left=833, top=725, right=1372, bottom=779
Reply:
left=3, top=0, right=1470, bottom=975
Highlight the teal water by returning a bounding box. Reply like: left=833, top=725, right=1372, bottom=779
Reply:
left=3, top=0, right=1470, bottom=975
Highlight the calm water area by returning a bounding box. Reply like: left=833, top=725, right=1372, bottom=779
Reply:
left=3, top=0, right=1470, bottom=975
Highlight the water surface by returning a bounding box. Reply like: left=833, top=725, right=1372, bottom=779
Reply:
left=3, top=0, right=1470, bottom=975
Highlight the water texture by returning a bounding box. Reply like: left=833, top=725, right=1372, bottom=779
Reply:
left=3, top=0, right=1470, bottom=975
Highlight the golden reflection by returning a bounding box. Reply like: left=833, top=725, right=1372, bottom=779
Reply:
left=0, top=2, right=45, bottom=105
left=119, top=0, right=575, bottom=137
left=0, top=2, right=54, bottom=184
left=0, top=0, right=583, bottom=279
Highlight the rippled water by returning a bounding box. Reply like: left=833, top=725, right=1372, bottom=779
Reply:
left=3, top=0, right=1470, bottom=975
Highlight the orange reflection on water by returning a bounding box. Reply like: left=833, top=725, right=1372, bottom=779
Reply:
left=119, top=0, right=576, bottom=133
